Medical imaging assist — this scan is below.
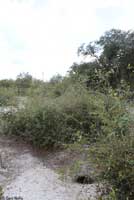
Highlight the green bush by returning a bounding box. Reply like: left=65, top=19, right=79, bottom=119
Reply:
left=0, top=87, right=17, bottom=106
left=1, top=85, right=129, bottom=148
left=1, top=105, right=77, bottom=148
left=90, top=135, right=134, bottom=200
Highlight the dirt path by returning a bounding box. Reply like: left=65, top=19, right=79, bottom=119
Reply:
left=0, top=136, right=99, bottom=200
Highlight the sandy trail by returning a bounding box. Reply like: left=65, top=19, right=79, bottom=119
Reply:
left=0, top=136, right=98, bottom=200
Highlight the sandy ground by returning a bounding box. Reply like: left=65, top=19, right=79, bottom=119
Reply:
left=0, top=136, right=99, bottom=200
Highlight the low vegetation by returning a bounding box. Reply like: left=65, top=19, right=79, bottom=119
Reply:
left=1, top=85, right=129, bottom=149
left=90, top=135, right=134, bottom=200
left=0, top=186, right=3, bottom=199
left=0, top=29, right=134, bottom=199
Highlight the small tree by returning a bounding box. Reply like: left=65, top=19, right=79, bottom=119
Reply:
left=16, top=72, right=33, bottom=95
left=77, top=29, right=134, bottom=89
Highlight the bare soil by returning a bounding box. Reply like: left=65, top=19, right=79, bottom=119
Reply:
left=0, top=135, right=100, bottom=200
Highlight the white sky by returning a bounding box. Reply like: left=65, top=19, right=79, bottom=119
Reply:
left=0, top=0, right=134, bottom=80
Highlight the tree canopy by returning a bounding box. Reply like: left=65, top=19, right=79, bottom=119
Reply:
left=71, top=29, right=134, bottom=90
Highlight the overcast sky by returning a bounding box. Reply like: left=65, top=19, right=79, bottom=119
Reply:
left=0, top=0, right=134, bottom=80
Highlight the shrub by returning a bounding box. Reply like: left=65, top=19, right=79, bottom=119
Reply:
left=0, top=87, right=17, bottom=106
left=1, top=85, right=130, bottom=148
left=1, top=105, right=77, bottom=148
left=90, top=135, right=134, bottom=200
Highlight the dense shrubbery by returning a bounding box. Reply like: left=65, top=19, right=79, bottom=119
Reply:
left=0, top=29, right=133, bottom=199
left=1, top=84, right=129, bottom=149
left=90, top=135, right=134, bottom=199
left=2, top=105, right=73, bottom=147
left=0, top=87, right=17, bottom=106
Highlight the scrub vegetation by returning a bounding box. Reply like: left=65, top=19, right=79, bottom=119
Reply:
left=0, top=29, right=134, bottom=199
